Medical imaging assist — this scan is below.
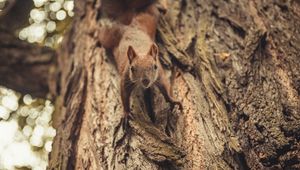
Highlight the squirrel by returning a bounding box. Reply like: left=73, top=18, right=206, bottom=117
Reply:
left=98, top=0, right=182, bottom=119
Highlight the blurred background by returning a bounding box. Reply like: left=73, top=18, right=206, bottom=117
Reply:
left=0, top=0, right=73, bottom=169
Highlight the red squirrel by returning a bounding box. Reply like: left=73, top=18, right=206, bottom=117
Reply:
left=98, top=1, right=182, bottom=119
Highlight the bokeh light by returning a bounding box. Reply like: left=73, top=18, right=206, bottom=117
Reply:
left=0, top=86, right=56, bottom=170
left=1, top=0, right=73, bottom=169
left=0, top=0, right=7, bottom=10
left=19, top=0, right=74, bottom=47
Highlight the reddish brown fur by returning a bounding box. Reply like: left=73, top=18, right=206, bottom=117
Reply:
left=98, top=0, right=182, bottom=118
left=127, top=44, right=159, bottom=88
left=131, top=5, right=160, bottom=39
left=101, top=0, right=166, bottom=25
left=97, top=22, right=123, bottom=49
left=101, top=0, right=157, bottom=25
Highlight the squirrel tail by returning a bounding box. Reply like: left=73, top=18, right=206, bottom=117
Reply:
left=101, top=0, right=156, bottom=12
left=98, top=19, right=124, bottom=49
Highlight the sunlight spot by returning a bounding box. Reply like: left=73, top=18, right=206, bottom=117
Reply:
left=44, top=141, right=52, bottom=152
left=46, top=21, right=56, bottom=32
left=26, top=116, right=36, bottom=126
left=30, top=135, right=43, bottom=147
left=68, top=10, right=74, bottom=17
left=19, top=28, right=28, bottom=40
left=0, top=0, right=6, bottom=9
left=49, top=2, right=61, bottom=12
left=0, top=106, right=10, bottom=120
left=44, top=127, right=56, bottom=138
left=33, top=0, right=47, bottom=7
left=23, top=94, right=33, bottom=105
left=56, top=10, right=66, bottom=20
left=29, top=110, right=39, bottom=119
left=18, top=106, right=30, bottom=117
left=63, top=1, right=74, bottom=11
left=1, top=95, right=18, bottom=111
left=57, top=35, right=63, bottom=43
left=0, top=86, right=56, bottom=169
left=33, top=125, right=44, bottom=137
left=30, top=9, right=46, bottom=23
left=23, top=125, right=33, bottom=138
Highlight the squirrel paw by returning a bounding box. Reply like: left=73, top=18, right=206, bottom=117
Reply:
left=113, top=113, right=131, bottom=138
left=171, top=101, right=183, bottom=112
left=157, top=0, right=168, bottom=14
left=121, top=112, right=132, bottom=130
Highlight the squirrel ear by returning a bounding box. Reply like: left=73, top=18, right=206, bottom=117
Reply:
left=127, top=45, right=137, bottom=63
left=148, top=44, right=158, bottom=60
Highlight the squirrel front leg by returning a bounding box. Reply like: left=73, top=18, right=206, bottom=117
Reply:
left=156, top=71, right=183, bottom=111
left=120, top=75, right=135, bottom=117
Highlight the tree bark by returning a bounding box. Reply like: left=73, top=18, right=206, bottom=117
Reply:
left=45, top=0, right=300, bottom=169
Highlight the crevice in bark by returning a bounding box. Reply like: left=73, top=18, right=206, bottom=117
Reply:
left=66, top=69, right=88, bottom=169
left=222, top=143, right=250, bottom=170
left=144, top=88, right=156, bottom=123
left=157, top=160, right=179, bottom=170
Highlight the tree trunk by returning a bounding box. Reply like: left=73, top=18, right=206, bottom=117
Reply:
left=47, top=0, right=300, bottom=169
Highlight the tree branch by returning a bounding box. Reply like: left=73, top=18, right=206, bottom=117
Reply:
left=0, top=30, right=56, bottom=97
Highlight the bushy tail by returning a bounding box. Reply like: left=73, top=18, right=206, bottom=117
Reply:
left=100, top=0, right=154, bottom=23
left=101, top=0, right=156, bottom=14
left=98, top=19, right=124, bottom=49
left=98, top=0, right=167, bottom=49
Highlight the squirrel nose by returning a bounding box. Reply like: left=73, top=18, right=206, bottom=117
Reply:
left=142, top=79, right=150, bottom=87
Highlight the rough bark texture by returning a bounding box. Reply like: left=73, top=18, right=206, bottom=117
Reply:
left=44, top=0, right=299, bottom=169
left=0, top=0, right=56, bottom=97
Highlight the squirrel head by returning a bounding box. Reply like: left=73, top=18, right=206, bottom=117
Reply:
left=127, top=44, right=159, bottom=88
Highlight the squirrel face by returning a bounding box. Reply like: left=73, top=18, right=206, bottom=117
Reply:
left=127, top=44, right=159, bottom=88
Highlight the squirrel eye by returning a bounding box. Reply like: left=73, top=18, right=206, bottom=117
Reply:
left=153, top=64, right=158, bottom=70
left=130, top=67, right=135, bottom=72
